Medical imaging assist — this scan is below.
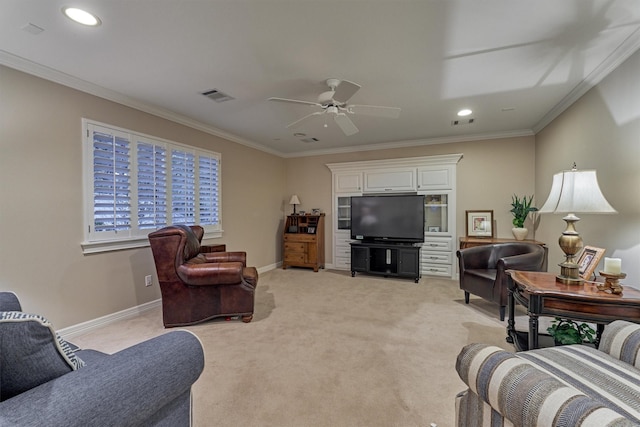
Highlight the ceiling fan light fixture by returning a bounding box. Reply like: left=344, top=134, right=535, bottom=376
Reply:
left=62, top=7, right=101, bottom=26
left=457, top=109, right=473, bottom=117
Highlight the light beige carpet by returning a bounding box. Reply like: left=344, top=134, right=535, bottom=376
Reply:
left=73, top=268, right=515, bottom=427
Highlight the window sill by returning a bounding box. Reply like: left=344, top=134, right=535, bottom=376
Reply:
left=82, top=230, right=223, bottom=254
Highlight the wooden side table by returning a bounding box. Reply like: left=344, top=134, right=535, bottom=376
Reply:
left=200, top=244, right=226, bottom=253
left=506, top=270, right=640, bottom=351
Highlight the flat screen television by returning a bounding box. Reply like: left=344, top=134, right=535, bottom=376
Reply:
left=350, top=194, right=425, bottom=243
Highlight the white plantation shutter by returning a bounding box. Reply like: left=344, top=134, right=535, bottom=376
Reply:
left=137, top=142, right=167, bottom=229
left=198, top=154, right=220, bottom=225
left=92, top=129, right=131, bottom=234
left=171, top=149, right=196, bottom=225
left=83, top=120, right=222, bottom=251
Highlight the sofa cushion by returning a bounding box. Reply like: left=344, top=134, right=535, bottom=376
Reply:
left=0, top=311, right=85, bottom=401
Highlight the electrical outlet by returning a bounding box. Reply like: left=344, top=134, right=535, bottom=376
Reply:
left=144, top=275, right=153, bottom=287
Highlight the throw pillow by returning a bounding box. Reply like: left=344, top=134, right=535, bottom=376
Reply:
left=0, top=311, right=85, bottom=401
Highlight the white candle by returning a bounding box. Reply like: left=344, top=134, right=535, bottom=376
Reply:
left=604, top=257, right=622, bottom=275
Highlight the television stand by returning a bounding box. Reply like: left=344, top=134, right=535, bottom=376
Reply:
left=350, top=242, right=421, bottom=283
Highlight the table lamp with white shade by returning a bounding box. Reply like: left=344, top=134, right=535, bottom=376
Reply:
left=289, top=195, right=300, bottom=215
left=538, top=164, right=617, bottom=284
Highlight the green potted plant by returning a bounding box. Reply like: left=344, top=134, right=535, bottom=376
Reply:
left=510, top=194, right=537, bottom=240
left=546, top=317, right=596, bottom=345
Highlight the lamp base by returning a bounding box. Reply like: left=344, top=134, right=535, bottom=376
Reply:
left=556, top=262, right=584, bottom=285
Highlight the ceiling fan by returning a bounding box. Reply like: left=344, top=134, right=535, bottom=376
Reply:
left=268, top=78, right=401, bottom=136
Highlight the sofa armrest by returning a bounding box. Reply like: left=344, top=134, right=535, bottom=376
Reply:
left=0, top=330, right=204, bottom=427
left=599, top=320, right=640, bottom=368
left=456, top=343, right=629, bottom=426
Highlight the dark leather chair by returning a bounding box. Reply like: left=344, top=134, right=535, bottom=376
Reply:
left=148, top=225, right=258, bottom=327
left=456, top=243, right=546, bottom=321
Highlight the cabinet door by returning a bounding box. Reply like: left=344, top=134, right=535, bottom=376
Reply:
left=350, top=246, right=368, bottom=272
left=417, top=166, right=452, bottom=191
left=398, top=248, right=420, bottom=277
left=363, top=168, right=416, bottom=192
left=424, top=193, right=450, bottom=234
left=336, top=195, right=354, bottom=231
left=335, top=172, right=362, bottom=193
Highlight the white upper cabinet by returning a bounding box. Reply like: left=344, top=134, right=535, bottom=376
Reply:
left=417, top=166, right=453, bottom=191
left=363, top=168, right=416, bottom=193
left=335, top=172, right=362, bottom=193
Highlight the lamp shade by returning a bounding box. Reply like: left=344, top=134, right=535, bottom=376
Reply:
left=289, top=195, right=300, bottom=205
left=538, top=169, right=616, bottom=214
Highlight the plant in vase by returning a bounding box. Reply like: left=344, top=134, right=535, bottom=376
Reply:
left=510, top=194, right=537, bottom=240
left=546, top=317, right=596, bottom=345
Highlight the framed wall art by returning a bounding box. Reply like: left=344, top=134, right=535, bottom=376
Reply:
left=578, top=246, right=605, bottom=280
left=465, top=210, right=493, bottom=237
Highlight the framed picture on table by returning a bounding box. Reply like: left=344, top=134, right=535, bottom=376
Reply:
left=465, top=210, right=493, bottom=237
left=578, top=246, right=605, bottom=280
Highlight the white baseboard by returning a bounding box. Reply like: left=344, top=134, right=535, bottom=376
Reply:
left=59, top=263, right=280, bottom=340
left=58, top=299, right=162, bottom=340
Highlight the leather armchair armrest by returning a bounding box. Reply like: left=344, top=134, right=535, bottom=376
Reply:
left=497, top=250, right=544, bottom=272
left=177, top=261, right=244, bottom=286
left=457, top=246, right=494, bottom=270
left=203, top=251, right=247, bottom=266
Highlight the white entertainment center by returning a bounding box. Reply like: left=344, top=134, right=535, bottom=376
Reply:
left=326, top=154, right=463, bottom=280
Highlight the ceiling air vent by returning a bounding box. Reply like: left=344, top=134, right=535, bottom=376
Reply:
left=201, top=89, right=234, bottom=103
left=300, top=137, right=319, bottom=143
left=451, top=118, right=475, bottom=126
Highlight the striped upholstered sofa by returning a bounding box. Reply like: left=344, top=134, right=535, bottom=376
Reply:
left=456, top=320, right=640, bottom=426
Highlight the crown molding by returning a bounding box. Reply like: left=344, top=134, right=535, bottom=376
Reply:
left=0, top=50, right=283, bottom=157
left=282, top=129, right=535, bottom=158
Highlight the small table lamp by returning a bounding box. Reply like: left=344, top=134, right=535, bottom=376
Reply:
left=538, top=163, right=616, bottom=284
left=289, top=195, right=300, bottom=215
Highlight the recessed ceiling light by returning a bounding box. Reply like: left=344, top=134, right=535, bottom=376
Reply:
left=62, top=7, right=101, bottom=26
left=457, top=109, right=472, bottom=117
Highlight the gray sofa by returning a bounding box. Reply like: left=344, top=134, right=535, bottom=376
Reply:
left=455, top=320, right=640, bottom=426
left=0, top=292, right=205, bottom=426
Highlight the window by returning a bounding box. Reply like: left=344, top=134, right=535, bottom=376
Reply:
left=82, top=120, right=221, bottom=253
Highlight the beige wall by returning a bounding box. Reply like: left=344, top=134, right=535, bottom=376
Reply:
left=285, top=136, right=536, bottom=262
left=535, top=50, right=640, bottom=286
left=5, top=47, right=637, bottom=329
left=0, top=66, right=286, bottom=328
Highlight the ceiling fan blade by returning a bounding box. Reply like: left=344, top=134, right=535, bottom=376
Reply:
left=285, top=111, right=324, bottom=129
left=334, top=113, right=359, bottom=136
left=349, top=105, right=401, bottom=119
left=332, top=80, right=361, bottom=104
left=268, top=97, right=322, bottom=107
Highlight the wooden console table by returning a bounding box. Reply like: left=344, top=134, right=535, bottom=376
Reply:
left=507, top=270, right=640, bottom=351
left=459, top=237, right=546, bottom=249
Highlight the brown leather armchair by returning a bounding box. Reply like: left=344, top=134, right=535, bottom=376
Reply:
left=456, top=243, right=546, bottom=321
left=148, top=225, right=258, bottom=327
